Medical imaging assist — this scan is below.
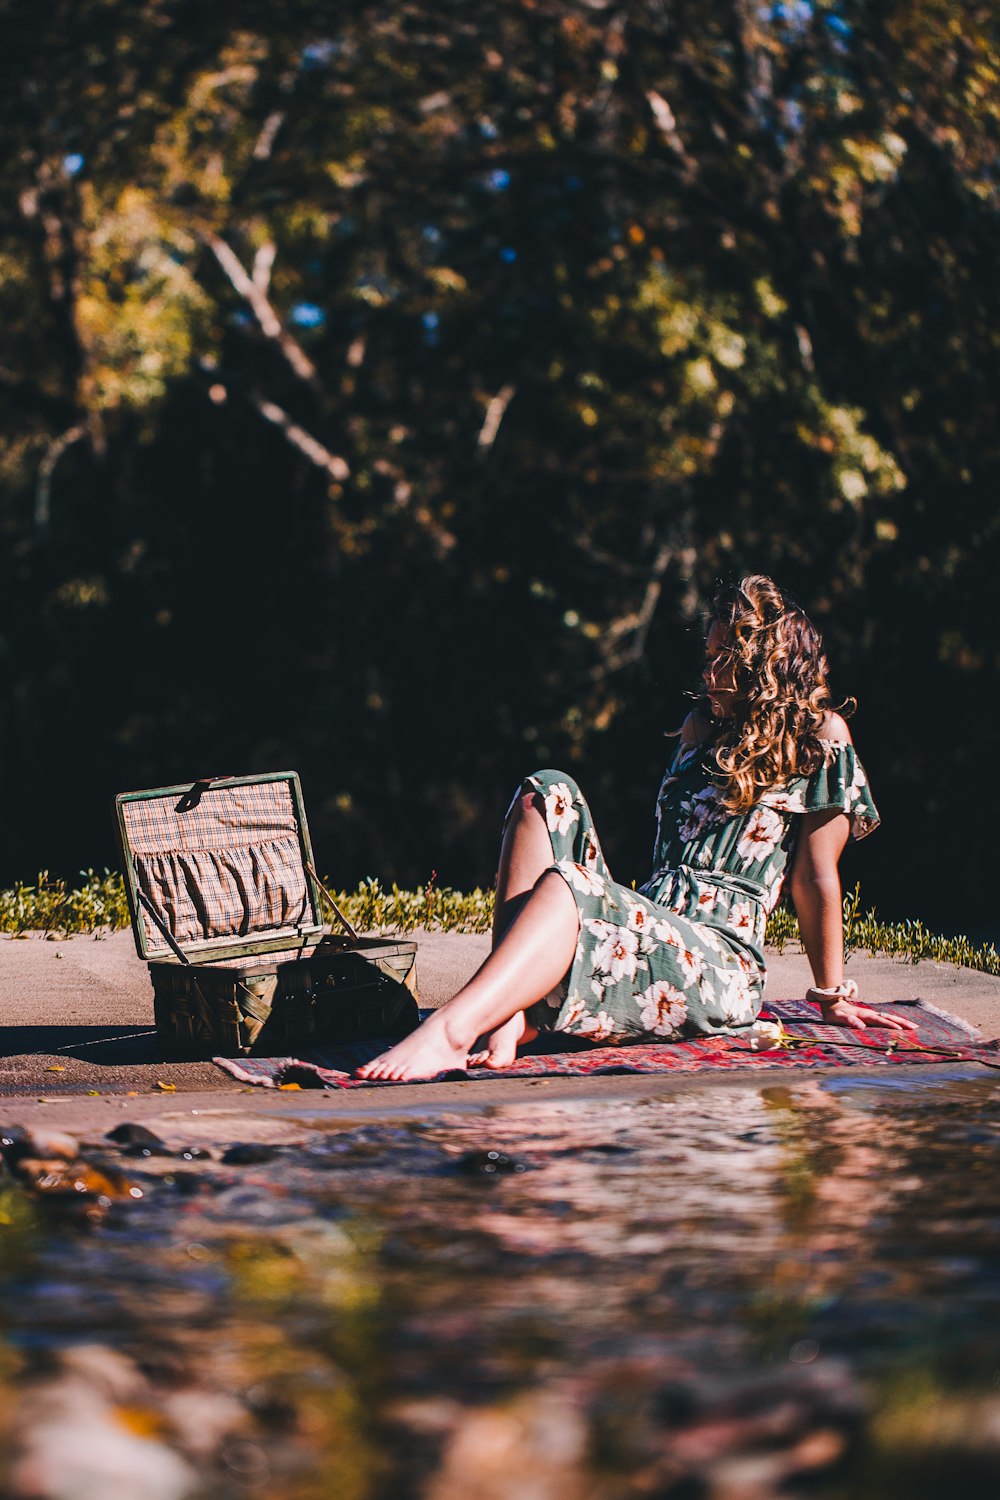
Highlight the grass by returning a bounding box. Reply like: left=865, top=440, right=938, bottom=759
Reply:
left=767, top=882, right=1000, bottom=977
left=1, top=872, right=997, bottom=977
left=0, top=871, right=494, bottom=940
left=0, top=870, right=132, bottom=937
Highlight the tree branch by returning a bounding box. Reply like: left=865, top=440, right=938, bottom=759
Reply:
left=202, top=232, right=321, bottom=392
left=591, top=541, right=673, bottom=678
left=252, top=110, right=285, bottom=162
left=645, top=91, right=697, bottom=179
left=252, top=241, right=276, bottom=294
left=249, top=394, right=349, bottom=480
left=477, top=384, right=516, bottom=452
left=35, top=424, right=86, bottom=537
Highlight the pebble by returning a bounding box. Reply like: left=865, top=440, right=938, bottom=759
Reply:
left=106, top=1124, right=171, bottom=1155
left=220, top=1144, right=280, bottom=1166
left=159, top=1390, right=249, bottom=1461
left=0, top=1128, right=80, bottom=1167
left=428, top=1390, right=586, bottom=1500
left=12, top=1157, right=142, bottom=1202
left=8, top=1349, right=196, bottom=1500
left=453, top=1149, right=528, bottom=1177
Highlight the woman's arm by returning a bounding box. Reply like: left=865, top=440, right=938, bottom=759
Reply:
left=790, top=808, right=849, bottom=994
left=790, top=810, right=917, bottom=1031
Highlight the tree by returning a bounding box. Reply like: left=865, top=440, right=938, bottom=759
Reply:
left=0, top=0, right=997, bottom=926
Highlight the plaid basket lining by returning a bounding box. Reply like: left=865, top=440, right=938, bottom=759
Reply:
left=121, top=781, right=313, bottom=950
left=121, top=782, right=299, bottom=855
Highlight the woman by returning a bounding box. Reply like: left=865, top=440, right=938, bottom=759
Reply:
left=358, top=575, right=916, bottom=1081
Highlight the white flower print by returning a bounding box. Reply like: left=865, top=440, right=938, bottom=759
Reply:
left=847, top=755, right=868, bottom=805
left=586, top=920, right=640, bottom=982
left=765, top=787, right=806, bottom=812
left=556, top=859, right=605, bottom=898
left=736, top=805, right=783, bottom=864
left=695, top=924, right=730, bottom=956
left=637, top=981, right=689, bottom=1037
left=714, top=968, right=760, bottom=1025
left=696, top=884, right=719, bottom=914
left=677, top=786, right=723, bottom=843
left=762, top=875, right=787, bottom=915
left=626, top=902, right=655, bottom=936
left=575, top=998, right=617, bottom=1042
left=560, top=995, right=588, bottom=1029
left=649, top=918, right=702, bottom=983
left=675, top=941, right=705, bottom=987
left=583, top=829, right=600, bottom=866
left=729, top=901, right=756, bottom=935
left=544, top=782, right=580, bottom=836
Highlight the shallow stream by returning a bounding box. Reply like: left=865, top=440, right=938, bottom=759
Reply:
left=2, top=1071, right=1000, bottom=1498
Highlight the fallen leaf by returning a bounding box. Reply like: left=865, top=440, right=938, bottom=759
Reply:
left=154, top=1081, right=176, bottom=1092
left=45, top=1065, right=66, bottom=1073
left=278, top=1082, right=301, bottom=1091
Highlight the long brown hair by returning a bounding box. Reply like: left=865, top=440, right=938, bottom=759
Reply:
left=706, top=575, right=851, bottom=813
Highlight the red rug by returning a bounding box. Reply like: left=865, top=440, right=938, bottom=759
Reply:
left=214, top=998, right=1000, bottom=1090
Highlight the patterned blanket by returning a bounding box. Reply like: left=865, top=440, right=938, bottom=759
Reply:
left=214, top=998, right=1000, bottom=1090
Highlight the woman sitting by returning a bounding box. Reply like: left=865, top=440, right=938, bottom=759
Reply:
left=358, top=574, right=916, bottom=1082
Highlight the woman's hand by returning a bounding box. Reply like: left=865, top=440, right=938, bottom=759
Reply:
left=820, top=996, right=919, bottom=1032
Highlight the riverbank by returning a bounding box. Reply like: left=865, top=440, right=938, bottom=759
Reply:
left=0, top=929, right=997, bottom=1131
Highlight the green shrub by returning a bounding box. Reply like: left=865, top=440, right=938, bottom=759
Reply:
left=3, top=873, right=997, bottom=977
left=767, top=883, right=1000, bottom=977
left=0, top=870, right=132, bottom=936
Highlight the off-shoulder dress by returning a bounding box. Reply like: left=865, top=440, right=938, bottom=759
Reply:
left=515, top=737, right=879, bottom=1043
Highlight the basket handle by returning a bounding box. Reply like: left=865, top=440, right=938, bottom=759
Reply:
left=137, top=889, right=193, bottom=966
left=305, top=862, right=360, bottom=942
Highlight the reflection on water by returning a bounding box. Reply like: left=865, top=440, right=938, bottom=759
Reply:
left=1, top=1075, right=1000, bottom=1497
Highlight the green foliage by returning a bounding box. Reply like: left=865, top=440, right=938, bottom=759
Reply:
left=0, top=871, right=132, bottom=937
left=0, top=871, right=494, bottom=936
left=766, top=884, right=1000, bottom=977
left=3, top=871, right=1000, bottom=980
left=326, top=876, right=495, bottom=935
left=0, top=1, right=998, bottom=921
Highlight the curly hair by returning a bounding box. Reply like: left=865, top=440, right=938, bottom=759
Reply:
left=704, top=575, right=852, bottom=813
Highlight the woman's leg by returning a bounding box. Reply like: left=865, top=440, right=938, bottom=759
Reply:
left=468, top=789, right=554, bottom=1066
left=492, top=788, right=556, bottom=945
left=355, top=870, right=579, bottom=1082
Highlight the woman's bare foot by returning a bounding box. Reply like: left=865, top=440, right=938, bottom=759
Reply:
left=355, top=1012, right=470, bottom=1082
left=469, top=1011, right=539, bottom=1069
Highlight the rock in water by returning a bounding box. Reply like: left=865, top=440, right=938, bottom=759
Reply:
left=0, top=1128, right=79, bottom=1166
left=220, top=1144, right=280, bottom=1166
left=14, top=1157, right=143, bottom=1202
left=453, top=1149, right=528, bottom=1176
left=105, top=1124, right=172, bottom=1155
left=8, top=1347, right=196, bottom=1500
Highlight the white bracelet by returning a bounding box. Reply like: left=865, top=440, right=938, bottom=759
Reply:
left=806, top=979, right=858, bottom=1004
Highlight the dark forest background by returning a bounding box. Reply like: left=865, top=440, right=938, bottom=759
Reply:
left=1, top=0, right=998, bottom=932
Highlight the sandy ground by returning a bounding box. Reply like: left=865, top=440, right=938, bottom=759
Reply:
left=0, top=927, right=997, bottom=1134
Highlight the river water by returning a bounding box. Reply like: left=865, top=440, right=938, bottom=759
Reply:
left=1, top=1072, right=1000, bottom=1498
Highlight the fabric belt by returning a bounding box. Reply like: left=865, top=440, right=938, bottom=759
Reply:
left=649, top=865, right=768, bottom=905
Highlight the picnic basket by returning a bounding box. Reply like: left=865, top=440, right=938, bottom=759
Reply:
left=114, top=772, right=419, bottom=1057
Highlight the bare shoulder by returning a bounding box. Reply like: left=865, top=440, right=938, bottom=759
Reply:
left=818, top=711, right=854, bottom=744
left=681, top=710, right=713, bottom=747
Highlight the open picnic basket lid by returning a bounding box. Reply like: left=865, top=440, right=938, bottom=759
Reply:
left=114, top=772, right=327, bottom=963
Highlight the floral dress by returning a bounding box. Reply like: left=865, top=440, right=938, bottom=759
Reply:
left=516, top=737, right=879, bottom=1043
